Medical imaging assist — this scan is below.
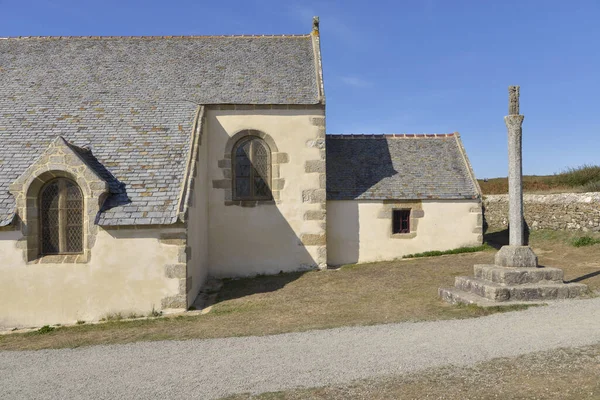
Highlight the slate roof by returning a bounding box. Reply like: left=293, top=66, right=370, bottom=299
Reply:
left=0, top=35, right=322, bottom=226
left=326, top=134, right=481, bottom=200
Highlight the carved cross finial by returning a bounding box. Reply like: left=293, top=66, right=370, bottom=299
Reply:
left=312, top=16, right=320, bottom=33
left=509, top=85, right=520, bottom=115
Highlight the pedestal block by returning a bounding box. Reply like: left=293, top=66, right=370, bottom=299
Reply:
left=495, top=245, right=538, bottom=268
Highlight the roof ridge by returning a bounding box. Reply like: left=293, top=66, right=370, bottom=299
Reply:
left=327, top=133, right=455, bottom=139
left=0, top=34, right=311, bottom=40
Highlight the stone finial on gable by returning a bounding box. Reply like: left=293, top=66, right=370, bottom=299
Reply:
left=312, top=16, right=320, bottom=34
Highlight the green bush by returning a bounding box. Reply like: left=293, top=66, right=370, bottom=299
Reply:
left=572, top=236, right=600, bottom=247
left=35, top=325, right=55, bottom=334
left=581, top=179, right=600, bottom=193
left=555, top=165, right=600, bottom=187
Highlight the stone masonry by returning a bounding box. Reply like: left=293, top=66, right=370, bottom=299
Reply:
left=484, top=193, right=600, bottom=232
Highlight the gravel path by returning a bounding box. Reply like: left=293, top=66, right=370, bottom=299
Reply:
left=2, top=298, right=600, bottom=400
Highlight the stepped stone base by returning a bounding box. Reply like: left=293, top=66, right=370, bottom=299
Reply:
left=438, top=287, right=549, bottom=307
left=473, top=264, right=563, bottom=285
left=440, top=262, right=589, bottom=306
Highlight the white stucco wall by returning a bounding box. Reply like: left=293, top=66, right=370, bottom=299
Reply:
left=186, top=125, right=210, bottom=305
left=0, top=227, right=181, bottom=328
left=326, top=200, right=482, bottom=266
left=206, top=108, right=325, bottom=277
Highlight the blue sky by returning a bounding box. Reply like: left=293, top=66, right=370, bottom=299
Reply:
left=2, top=0, right=599, bottom=178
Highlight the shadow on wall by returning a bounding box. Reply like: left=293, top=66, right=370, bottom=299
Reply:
left=208, top=111, right=318, bottom=278
left=326, top=137, right=396, bottom=265
left=484, top=222, right=530, bottom=250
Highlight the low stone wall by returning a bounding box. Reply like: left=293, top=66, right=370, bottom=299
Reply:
left=483, top=193, right=600, bottom=232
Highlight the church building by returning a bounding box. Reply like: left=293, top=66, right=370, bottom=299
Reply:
left=0, top=19, right=482, bottom=327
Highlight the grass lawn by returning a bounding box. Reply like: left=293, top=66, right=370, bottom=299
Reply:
left=222, top=343, right=600, bottom=400
left=1, top=230, right=599, bottom=351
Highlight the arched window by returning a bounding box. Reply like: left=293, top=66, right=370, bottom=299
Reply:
left=39, top=178, right=83, bottom=255
left=233, top=137, right=272, bottom=200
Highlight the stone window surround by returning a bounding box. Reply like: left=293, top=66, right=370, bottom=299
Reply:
left=8, top=138, right=110, bottom=264
left=213, top=129, right=288, bottom=207
left=376, top=200, right=424, bottom=240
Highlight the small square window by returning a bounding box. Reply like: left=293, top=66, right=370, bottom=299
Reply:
left=392, top=209, right=411, bottom=234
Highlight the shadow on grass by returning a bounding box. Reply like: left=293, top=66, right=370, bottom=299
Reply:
left=565, top=270, right=600, bottom=284
left=215, top=271, right=307, bottom=303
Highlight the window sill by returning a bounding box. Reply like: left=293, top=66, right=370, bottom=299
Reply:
left=390, top=232, right=417, bottom=240
left=225, top=200, right=276, bottom=207
left=28, top=253, right=89, bottom=264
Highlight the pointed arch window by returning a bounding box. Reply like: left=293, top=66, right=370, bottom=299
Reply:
left=232, top=137, right=272, bottom=200
left=40, top=178, right=84, bottom=255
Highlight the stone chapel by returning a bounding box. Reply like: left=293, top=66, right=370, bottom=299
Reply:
left=0, top=19, right=482, bottom=326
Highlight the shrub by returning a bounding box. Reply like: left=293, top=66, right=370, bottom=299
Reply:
left=572, top=236, right=600, bottom=247
left=555, top=165, right=600, bottom=187
left=581, top=179, right=600, bottom=193
left=35, top=325, right=55, bottom=334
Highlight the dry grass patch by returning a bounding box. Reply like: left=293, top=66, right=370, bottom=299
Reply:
left=223, top=343, right=600, bottom=400
left=1, top=229, right=599, bottom=351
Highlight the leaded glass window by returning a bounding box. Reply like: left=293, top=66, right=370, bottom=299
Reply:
left=40, top=178, right=83, bottom=255
left=233, top=137, right=272, bottom=200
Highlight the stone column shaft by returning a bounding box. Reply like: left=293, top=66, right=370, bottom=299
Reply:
left=505, top=114, right=525, bottom=246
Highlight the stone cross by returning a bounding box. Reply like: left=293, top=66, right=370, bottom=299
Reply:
left=495, top=86, right=538, bottom=268
left=505, top=86, right=525, bottom=246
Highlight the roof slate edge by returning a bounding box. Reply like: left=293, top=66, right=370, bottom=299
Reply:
left=0, top=211, right=15, bottom=227
left=177, top=105, right=205, bottom=223
left=310, top=31, right=326, bottom=105
left=326, top=195, right=481, bottom=201
left=452, top=132, right=483, bottom=199
left=0, top=34, right=312, bottom=40
left=327, top=133, right=456, bottom=139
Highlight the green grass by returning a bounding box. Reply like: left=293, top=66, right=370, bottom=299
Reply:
left=403, top=244, right=491, bottom=259
left=28, top=325, right=55, bottom=335
left=572, top=236, right=600, bottom=247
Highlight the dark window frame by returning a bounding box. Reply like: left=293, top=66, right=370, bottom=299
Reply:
left=232, top=136, right=272, bottom=201
left=39, top=178, right=84, bottom=256
left=392, top=209, right=411, bottom=234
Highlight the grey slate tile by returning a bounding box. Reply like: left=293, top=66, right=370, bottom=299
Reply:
left=0, top=35, right=320, bottom=226
left=326, top=135, right=479, bottom=200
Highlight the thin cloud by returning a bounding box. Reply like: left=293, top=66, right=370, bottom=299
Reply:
left=340, top=76, right=372, bottom=88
